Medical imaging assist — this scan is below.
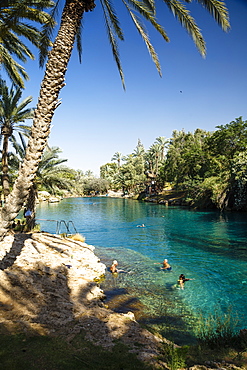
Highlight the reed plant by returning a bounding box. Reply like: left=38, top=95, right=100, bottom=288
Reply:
left=162, top=342, right=188, bottom=370
left=194, top=306, right=239, bottom=349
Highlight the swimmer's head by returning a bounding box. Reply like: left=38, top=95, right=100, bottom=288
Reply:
left=113, top=260, right=118, bottom=265
left=164, top=259, right=168, bottom=262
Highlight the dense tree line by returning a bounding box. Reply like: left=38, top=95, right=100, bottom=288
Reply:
left=101, top=117, right=247, bottom=211
left=1, top=77, right=246, bottom=213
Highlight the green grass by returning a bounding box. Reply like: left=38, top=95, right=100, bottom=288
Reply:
left=0, top=332, right=154, bottom=370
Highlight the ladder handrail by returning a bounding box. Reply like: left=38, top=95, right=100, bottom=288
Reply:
left=56, top=220, right=70, bottom=234
left=36, top=218, right=78, bottom=235
left=67, top=220, right=78, bottom=234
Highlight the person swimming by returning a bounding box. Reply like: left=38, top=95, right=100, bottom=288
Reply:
left=109, top=260, right=130, bottom=274
left=177, top=274, right=194, bottom=289
left=161, top=259, right=172, bottom=271
left=110, top=260, right=118, bottom=273
left=154, top=258, right=172, bottom=271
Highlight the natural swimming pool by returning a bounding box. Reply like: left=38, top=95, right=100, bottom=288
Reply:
left=36, top=197, right=247, bottom=344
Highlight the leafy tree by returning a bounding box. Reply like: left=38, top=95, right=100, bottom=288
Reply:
left=0, top=0, right=55, bottom=87
left=161, top=129, right=210, bottom=186
left=116, top=154, right=146, bottom=194
left=146, top=137, right=168, bottom=177
left=0, top=0, right=230, bottom=236
left=231, top=152, right=247, bottom=210
left=100, top=162, right=117, bottom=188
left=82, top=177, right=109, bottom=195
left=132, top=139, right=146, bottom=177
left=0, top=79, right=33, bottom=199
left=206, top=117, right=247, bottom=165
left=160, top=119, right=247, bottom=210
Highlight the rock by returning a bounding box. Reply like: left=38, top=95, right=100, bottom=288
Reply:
left=37, top=191, right=62, bottom=203
left=0, top=231, right=164, bottom=367
left=48, top=197, right=61, bottom=203
left=107, top=190, right=124, bottom=197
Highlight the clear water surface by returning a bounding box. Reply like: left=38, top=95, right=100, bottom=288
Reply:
left=36, top=197, right=247, bottom=344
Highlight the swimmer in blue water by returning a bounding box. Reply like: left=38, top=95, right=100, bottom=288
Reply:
left=155, top=259, right=172, bottom=271
left=110, top=260, right=129, bottom=274
left=177, top=274, right=194, bottom=289
left=161, top=259, right=172, bottom=271
left=110, top=260, right=118, bottom=273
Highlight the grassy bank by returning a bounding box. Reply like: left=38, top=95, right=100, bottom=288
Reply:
left=1, top=328, right=247, bottom=370
left=0, top=331, right=153, bottom=370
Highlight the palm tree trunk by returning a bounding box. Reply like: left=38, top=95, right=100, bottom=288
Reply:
left=1, top=134, right=10, bottom=201
left=0, top=0, right=95, bottom=238
left=25, top=184, right=37, bottom=231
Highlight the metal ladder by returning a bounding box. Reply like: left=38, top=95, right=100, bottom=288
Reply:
left=36, top=219, right=78, bottom=236
left=56, top=220, right=78, bottom=235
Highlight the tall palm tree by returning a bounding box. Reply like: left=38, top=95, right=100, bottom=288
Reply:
left=0, top=0, right=55, bottom=88
left=0, top=79, right=34, bottom=200
left=133, top=139, right=145, bottom=158
left=10, top=143, right=75, bottom=228
left=35, top=146, right=74, bottom=194
left=0, top=0, right=230, bottom=237
left=111, top=152, right=123, bottom=168
left=154, top=136, right=168, bottom=162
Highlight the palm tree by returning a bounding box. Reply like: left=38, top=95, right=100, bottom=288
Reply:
left=111, top=152, right=123, bottom=168
left=133, top=139, right=145, bottom=158
left=0, top=0, right=55, bottom=87
left=154, top=136, right=168, bottom=162
left=0, top=0, right=230, bottom=237
left=35, top=146, right=75, bottom=194
left=10, top=144, right=75, bottom=229
left=0, top=79, right=34, bottom=200
left=28, top=146, right=77, bottom=229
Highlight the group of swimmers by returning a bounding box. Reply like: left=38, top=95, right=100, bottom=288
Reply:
left=109, top=258, right=194, bottom=289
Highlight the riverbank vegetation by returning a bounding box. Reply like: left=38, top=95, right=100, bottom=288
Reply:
left=0, top=315, right=246, bottom=369
left=1, top=113, right=247, bottom=213
left=101, top=117, right=247, bottom=211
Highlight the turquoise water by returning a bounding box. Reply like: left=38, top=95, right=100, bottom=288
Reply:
left=36, top=197, right=247, bottom=344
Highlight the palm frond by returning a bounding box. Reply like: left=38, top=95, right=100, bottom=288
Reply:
left=124, top=2, right=162, bottom=76
left=14, top=95, right=33, bottom=114
left=0, top=45, right=29, bottom=88
left=101, top=0, right=124, bottom=40
left=163, top=0, right=206, bottom=56
left=0, top=29, right=35, bottom=61
left=196, top=0, right=230, bottom=31
left=100, top=0, right=125, bottom=88
left=125, top=0, right=169, bottom=42
left=142, top=0, right=156, bottom=13
left=76, top=18, right=83, bottom=64
left=10, top=133, right=26, bottom=158
left=39, top=0, right=61, bottom=67
left=18, top=131, right=27, bottom=152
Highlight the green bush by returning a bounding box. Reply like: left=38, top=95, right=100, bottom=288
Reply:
left=195, top=307, right=239, bottom=349
left=162, top=342, right=188, bottom=370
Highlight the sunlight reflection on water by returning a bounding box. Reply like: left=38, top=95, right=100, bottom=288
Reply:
left=36, top=197, right=247, bottom=344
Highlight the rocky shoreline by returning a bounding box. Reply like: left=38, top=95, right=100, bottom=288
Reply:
left=0, top=232, right=245, bottom=369
left=0, top=232, right=165, bottom=367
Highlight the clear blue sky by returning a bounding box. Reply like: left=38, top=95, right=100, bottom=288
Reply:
left=20, top=0, right=247, bottom=175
